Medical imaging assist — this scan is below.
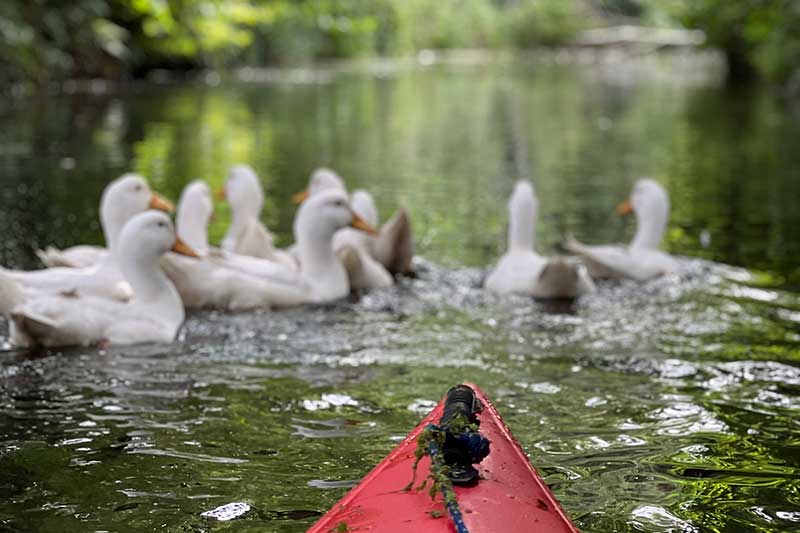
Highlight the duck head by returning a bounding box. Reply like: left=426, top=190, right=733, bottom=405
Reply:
left=292, top=167, right=346, bottom=204
left=222, top=165, right=264, bottom=223
left=294, top=189, right=377, bottom=250
left=350, top=189, right=379, bottom=227
left=101, top=173, right=174, bottom=254
left=118, top=210, right=197, bottom=301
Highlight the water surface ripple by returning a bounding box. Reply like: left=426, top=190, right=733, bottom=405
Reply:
left=1, top=258, right=799, bottom=532
left=1, top=60, right=799, bottom=532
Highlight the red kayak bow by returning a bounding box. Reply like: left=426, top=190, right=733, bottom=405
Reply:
left=309, top=383, right=578, bottom=532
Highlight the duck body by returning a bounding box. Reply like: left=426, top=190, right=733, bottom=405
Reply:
left=296, top=168, right=412, bottom=281
left=165, top=180, right=304, bottom=310
left=225, top=218, right=297, bottom=269
left=4, top=262, right=132, bottom=301
left=37, top=245, right=106, bottom=269
left=484, top=250, right=545, bottom=295
left=486, top=246, right=594, bottom=299
left=485, top=180, right=594, bottom=299
left=164, top=181, right=374, bottom=309
left=0, top=211, right=193, bottom=348
left=4, top=292, right=176, bottom=347
left=565, top=240, right=678, bottom=281
left=206, top=250, right=298, bottom=282
left=162, top=254, right=306, bottom=310
left=566, top=178, right=678, bottom=281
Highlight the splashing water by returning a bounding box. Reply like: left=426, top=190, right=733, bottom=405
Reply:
left=1, top=59, right=799, bottom=532
left=1, top=257, right=798, bottom=531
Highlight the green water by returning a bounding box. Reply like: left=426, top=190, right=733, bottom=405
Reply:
left=1, top=56, right=799, bottom=532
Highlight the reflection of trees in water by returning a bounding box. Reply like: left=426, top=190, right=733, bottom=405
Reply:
left=0, top=95, right=120, bottom=269
left=674, top=85, right=800, bottom=280
left=0, top=64, right=798, bottom=279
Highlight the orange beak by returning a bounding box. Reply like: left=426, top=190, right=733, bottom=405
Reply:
left=215, top=187, right=226, bottom=201
left=150, top=192, right=175, bottom=212
left=172, top=236, right=200, bottom=258
left=292, top=189, right=310, bottom=205
left=616, top=198, right=633, bottom=216
left=350, top=211, right=379, bottom=236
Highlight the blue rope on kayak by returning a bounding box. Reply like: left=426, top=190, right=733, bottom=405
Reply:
left=425, top=425, right=468, bottom=533
left=411, top=421, right=491, bottom=533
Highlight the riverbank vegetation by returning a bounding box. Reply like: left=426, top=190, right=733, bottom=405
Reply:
left=0, top=0, right=797, bottom=89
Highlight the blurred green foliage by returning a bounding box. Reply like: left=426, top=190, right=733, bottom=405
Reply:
left=641, top=0, right=800, bottom=85
left=0, top=0, right=798, bottom=88
left=0, top=0, right=592, bottom=84
left=690, top=0, right=800, bottom=85
left=506, top=0, right=591, bottom=47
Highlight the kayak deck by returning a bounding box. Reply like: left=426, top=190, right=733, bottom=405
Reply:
left=309, top=384, right=578, bottom=532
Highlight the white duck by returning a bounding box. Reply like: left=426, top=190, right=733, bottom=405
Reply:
left=176, top=180, right=213, bottom=256
left=294, top=167, right=414, bottom=276
left=36, top=173, right=174, bottom=269
left=219, top=164, right=296, bottom=269
left=164, top=181, right=301, bottom=310
left=293, top=188, right=380, bottom=302
left=485, top=180, right=595, bottom=299
left=292, top=167, right=347, bottom=204
left=334, top=190, right=394, bottom=290
left=162, top=186, right=377, bottom=309
left=7, top=174, right=174, bottom=301
left=0, top=211, right=197, bottom=348
left=566, top=178, right=679, bottom=281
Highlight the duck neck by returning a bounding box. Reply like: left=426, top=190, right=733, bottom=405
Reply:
left=631, top=208, right=667, bottom=250
left=94, top=250, right=120, bottom=280
left=223, top=204, right=258, bottom=250
left=179, top=224, right=208, bottom=256
left=299, top=236, right=341, bottom=276
left=177, top=211, right=209, bottom=255
left=102, top=211, right=126, bottom=256
left=121, top=251, right=184, bottom=323
left=508, top=203, right=535, bottom=253
left=297, top=227, right=347, bottom=290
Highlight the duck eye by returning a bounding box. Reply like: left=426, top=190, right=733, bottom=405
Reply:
left=157, top=221, right=166, bottom=228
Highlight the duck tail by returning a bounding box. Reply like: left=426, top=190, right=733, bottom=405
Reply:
left=374, top=208, right=414, bottom=276
left=0, top=268, right=25, bottom=317
left=563, top=234, right=586, bottom=256
left=35, top=246, right=66, bottom=268
left=337, top=244, right=365, bottom=291
left=532, top=257, right=582, bottom=300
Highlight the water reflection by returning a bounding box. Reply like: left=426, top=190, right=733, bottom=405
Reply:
left=0, top=61, right=798, bottom=276
left=0, top=60, right=799, bottom=532
left=0, top=256, right=798, bottom=531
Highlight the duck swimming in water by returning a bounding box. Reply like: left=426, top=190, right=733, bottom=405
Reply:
left=8, top=174, right=173, bottom=301
left=0, top=210, right=197, bottom=348
left=294, top=167, right=415, bottom=278
left=36, top=173, right=173, bottom=269
left=485, top=180, right=595, bottom=299
left=163, top=182, right=378, bottom=309
left=566, top=178, right=678, bottom=281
